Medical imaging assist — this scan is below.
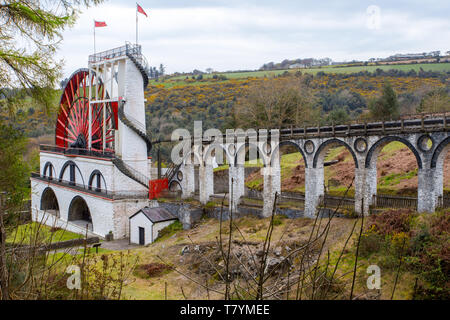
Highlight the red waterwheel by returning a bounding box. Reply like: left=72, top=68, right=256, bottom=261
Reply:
left=55, top=69, right=118, bottom=152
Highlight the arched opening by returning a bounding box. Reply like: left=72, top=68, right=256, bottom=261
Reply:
left=43, top=162, right=56, bottom=180
left=270, top=141, right=307, bottom=210
left=234, top=143, right=266, bottom=208
left=443, top=149, right=450, bottom=208
left=313, top=139, right=357, bottom=213
left=68, top=196, right=92, bottom=229
left=366, top=137, right=422, bottom=209
left=205, top=145, right=231, bottom=200
left=59, top=160, right=85, bottom=187
left=88, top=170, right=107, bottom=193
left=169, top=180, right=182, bottom=192
left=40, top=187, right=60, bottom=217
left=432, top=137, right=450, bottom=208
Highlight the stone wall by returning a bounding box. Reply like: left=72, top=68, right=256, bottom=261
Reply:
left=159, top=202, right=203, bottom=230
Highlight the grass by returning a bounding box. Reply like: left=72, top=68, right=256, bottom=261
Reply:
left=380, top=169, right=418, bottom=187
left=6, top=222, right=81, bottom=245
left=154, top=220, right=184, bottom=242
left=151, top=62, right=450, bottom=88
left=214, top=158, right=264, bottom=172
left=378, top=141, right=410, bottom=161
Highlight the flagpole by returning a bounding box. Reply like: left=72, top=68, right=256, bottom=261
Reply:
left=94, top=20, right=96, bottom=54
left=136, top=3, right=138, bottom=45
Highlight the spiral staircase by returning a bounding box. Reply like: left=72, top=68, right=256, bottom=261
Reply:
left=112, top=53, right=153, bottom=189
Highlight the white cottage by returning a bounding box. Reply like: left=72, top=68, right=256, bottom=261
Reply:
left=129, top=207, right=178, bottom=245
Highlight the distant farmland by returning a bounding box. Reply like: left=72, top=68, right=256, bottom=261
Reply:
left=201, top=62, right=450, bottom=78
left=156, top=62, right=450, bottom=87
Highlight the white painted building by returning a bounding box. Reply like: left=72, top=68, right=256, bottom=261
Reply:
left=129, top=207, right=177, bottom=245
left=30, top=44, right=155, bottom=239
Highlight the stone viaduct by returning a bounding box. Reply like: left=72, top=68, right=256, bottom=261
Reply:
left=168, top=116, right=449, bottom=217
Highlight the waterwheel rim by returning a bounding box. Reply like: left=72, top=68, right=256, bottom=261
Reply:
left=55, top=69, right=118, bottom=153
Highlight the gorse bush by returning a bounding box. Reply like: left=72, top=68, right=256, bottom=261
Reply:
left=358, top=209, right=449, bottom=299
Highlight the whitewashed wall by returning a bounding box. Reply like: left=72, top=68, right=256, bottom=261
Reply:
left=152, top=220, right=176, bottom=242
left=40, top=152, right=147, bottom=193
left=129, top=213, right=152, bottom=245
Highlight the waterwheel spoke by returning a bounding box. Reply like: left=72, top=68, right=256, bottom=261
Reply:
left=56, top=135, right=76, bottom=144
left=56, top=70, right=117, bottom=152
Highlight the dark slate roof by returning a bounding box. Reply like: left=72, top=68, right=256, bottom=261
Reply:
left=130, top=207, right=177, bottom=223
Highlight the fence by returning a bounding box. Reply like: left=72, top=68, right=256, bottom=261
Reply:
left=8, top=237, right=100, bottom=255
left=437, top=195, right=450, bottom=209
left=319, top=194, right=355, bottom=210
left=372, top=194, right=417, bottom=209
left=245, top=190, right=445, bottom=211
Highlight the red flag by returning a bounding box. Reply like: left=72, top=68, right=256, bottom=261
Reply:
left=137, top=3, right=148, bottom=17
left=94, top=21, right=107, bottom=27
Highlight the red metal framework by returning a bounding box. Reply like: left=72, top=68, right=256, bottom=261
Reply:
left=149, top=178, right=169, bottom=200
left=55, top=69, right=118, bottom=152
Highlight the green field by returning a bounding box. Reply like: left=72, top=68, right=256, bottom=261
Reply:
left=150, top=62, right=450, bottom=88
left=7, top=222, right=82, bottom=245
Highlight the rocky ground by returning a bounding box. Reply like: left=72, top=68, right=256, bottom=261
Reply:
left=121, top=215, right=381, bottom=300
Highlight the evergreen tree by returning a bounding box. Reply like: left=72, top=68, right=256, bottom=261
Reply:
left=369, top=81, right=400, bottom=120
left=0, top=0, right=103, bottom=112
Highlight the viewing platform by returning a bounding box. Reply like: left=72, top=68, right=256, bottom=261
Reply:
left=88, top=43, right=149, bottom=71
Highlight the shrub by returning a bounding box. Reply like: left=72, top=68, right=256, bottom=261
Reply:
left=390, top=231, right=410, bottom=257
left=367, top=209, right=412, bottom=236
left=410, top=226, right=431, bottom=255
left=272, top=214, right=286, bottom=226
left=134, top=263, right=172, bottom=279
left=359, top=225, right=384, bottom=257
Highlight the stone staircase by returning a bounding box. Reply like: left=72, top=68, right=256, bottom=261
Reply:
left=118, top=100, right=152, bottom=154
left=112, top=157, right=149, bottom=189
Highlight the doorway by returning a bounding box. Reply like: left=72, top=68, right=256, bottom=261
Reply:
left=139, top=227, right=145, bottom=245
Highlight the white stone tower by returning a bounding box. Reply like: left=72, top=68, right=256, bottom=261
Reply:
left=30, top=44, right=153, bottom=239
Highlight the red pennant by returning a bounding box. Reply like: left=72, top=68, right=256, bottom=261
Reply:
left=94, top=21, right=107, bottom=27
left=137, top=3, right=148, bottom=17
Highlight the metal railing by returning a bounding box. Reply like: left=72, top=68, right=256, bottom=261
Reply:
left=112, top=157, right=150, bottom=188
left=31, top=173, right=148, bottom=200
left=89, top=43, right=143, bottom=64
left=123, top=111, right=146, bottom=133
left=277, top=115, right=449, bottom=140
left=40, top=145, right=115, bottom=159
left=179, top=115, right=449, bottom=146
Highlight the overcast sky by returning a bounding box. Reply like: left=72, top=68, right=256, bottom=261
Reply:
left=56, top=0, right=450, bottom=77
